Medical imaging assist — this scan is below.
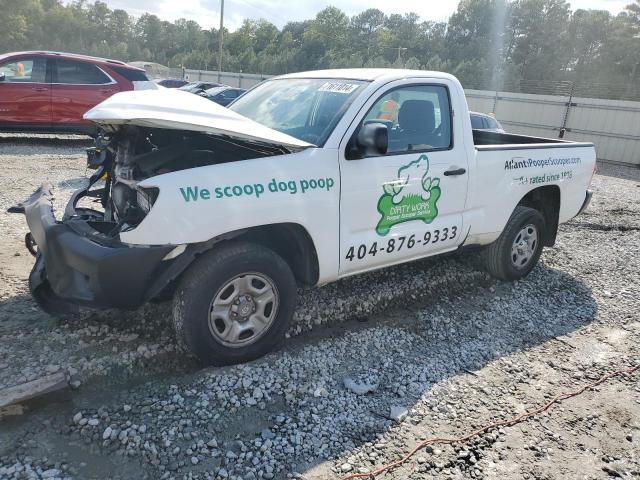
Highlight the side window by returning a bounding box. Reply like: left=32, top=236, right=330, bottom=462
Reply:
left=486, top=116, right=500, bottom=129
left=361, top=85, right=452, bottom=155
left=111, top=66, right=148, bottom=82
left=55, top=59, right=111, bottom=84
left=0, top=58, right=47, bottom=83
left=470, top=114, right=484, bottom=129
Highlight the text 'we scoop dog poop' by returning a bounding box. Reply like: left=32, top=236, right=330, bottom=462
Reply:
left=179, top=177, right=336, bottom=202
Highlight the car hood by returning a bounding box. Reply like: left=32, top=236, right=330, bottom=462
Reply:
left=84, top=89, right=313, bottom=149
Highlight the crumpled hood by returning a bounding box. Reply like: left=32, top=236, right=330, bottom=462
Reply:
left=84, top=89, right=313, bottom=149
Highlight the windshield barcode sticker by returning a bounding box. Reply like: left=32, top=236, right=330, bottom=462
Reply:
left=318, top=82, right=360, bottom=94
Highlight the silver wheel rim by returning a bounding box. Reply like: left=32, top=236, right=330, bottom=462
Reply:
left=511, top=223, right=538, bottom=269
left=208, top=272, right=279, bottom=348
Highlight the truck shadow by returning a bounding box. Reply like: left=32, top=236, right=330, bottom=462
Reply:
left=0, top=255, right=598, bottom=479
left=284, top=259, right=598, bottom=477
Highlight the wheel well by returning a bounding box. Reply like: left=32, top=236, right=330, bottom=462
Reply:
left=144, top=223, right=319, bottom=302
left=233, top=223, right=320, bottom=287
left=517, top=186, right=560, bottom=246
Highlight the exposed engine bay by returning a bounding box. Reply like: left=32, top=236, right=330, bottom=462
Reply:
left=76, top=126, right=294, bottom=237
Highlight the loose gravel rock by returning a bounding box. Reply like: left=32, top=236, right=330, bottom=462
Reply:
left=0, top=138, right=638, bottom=480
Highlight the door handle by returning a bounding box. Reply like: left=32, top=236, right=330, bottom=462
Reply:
left=32, top=87, right=48, bottom=92
left=100, top=89, right=115, bottom=94
left=444, top=167, right=466, bottom=176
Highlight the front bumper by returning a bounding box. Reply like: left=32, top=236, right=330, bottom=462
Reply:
left=18, top=184, right=174, bottom=314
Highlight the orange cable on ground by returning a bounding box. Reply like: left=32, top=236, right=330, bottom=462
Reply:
left=342, top=362, right=640, bottom=480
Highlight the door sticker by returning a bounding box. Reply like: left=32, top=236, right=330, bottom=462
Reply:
left=376, top=155, right=441, bottom=236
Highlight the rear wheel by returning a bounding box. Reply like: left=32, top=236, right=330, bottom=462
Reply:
left=483, top=206, right=545, bottom=281
left=173, top=242, right=297, bottom=365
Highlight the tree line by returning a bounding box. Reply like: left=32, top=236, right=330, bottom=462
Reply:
left=2, top=0, right=639, bottom=91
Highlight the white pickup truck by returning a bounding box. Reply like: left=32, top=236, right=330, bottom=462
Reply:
left=13, top=69, right=596, bottom=365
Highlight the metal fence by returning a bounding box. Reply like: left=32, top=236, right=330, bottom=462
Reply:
left=461, top=78, right=640, bottom=102
left=465, top=89, right=640, bottom=167
left=183, top=69, right=272, bottom=89
left=500, top=79, right=640, bottom=103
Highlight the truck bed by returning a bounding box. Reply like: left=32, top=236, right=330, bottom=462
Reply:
left=473, top=130, right=594, bottom=151
left=471, top=128, right=596, bottom=237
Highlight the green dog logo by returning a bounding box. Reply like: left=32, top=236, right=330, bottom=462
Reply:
left=376, top=155, right=441, bottom=236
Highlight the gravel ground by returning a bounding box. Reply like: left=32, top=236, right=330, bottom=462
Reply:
left=0, top=134, right=638, bottom=480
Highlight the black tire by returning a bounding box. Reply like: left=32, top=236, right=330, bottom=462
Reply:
left=172, top=241, right=297, bottom=366
left=483, top=206, right=546, bottom=281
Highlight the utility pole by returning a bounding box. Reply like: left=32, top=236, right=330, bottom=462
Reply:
left=218, top=0, right=224, bottom=82
left=395, top=47, right=407, bottom=67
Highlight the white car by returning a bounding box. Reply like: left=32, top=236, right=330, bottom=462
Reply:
left=470, top=111, right=505, bottom=133
left=14, top=69, right=596, bottom=365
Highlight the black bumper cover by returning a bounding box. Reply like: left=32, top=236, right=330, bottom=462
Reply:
left=20, top=184, right=174, bottom=314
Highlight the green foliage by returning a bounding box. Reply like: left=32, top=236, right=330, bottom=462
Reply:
left=0, top=0, right=637, bottom=87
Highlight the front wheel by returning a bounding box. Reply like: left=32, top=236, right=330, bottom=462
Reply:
left=172, top=242, right=297, bottom=365
left=483, top=206, right=546, bottom=281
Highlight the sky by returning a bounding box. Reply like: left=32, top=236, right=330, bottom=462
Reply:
left=63, top=0, right=632, bottom=31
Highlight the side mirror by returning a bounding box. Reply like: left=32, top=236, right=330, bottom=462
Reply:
left=350, top=122, right=388, bottom=159
left=0, top=73, right=5, bottom=82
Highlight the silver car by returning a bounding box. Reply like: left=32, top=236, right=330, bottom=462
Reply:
left=470, top=111, right=505, bottom=133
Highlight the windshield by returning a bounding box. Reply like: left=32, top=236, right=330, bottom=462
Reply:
left=229, top=78, right=368, bottom=146
left=204, top=86, right=226, bottom=96
left=179, top=83, right=201, bottom=92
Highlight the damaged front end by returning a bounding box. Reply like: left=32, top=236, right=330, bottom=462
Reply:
left=83, top=125, right=294, bottom=233
left=12, top=181, right=174, bottom=314
left=11, top=125, right=301, bottom=315
left=10, top=88, right=310, bottom=315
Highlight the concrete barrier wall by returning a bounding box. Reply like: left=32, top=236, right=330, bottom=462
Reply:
left=465, top=89, right=640, bottom=166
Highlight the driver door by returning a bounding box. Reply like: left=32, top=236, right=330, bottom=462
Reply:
left=339, top=80, right=469, bottom=276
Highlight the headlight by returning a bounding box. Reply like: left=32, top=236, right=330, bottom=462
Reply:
left=136, top=187, right=159, bottom=214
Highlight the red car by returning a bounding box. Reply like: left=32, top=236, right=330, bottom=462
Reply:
left=0, top=51, right=150, bottom=135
